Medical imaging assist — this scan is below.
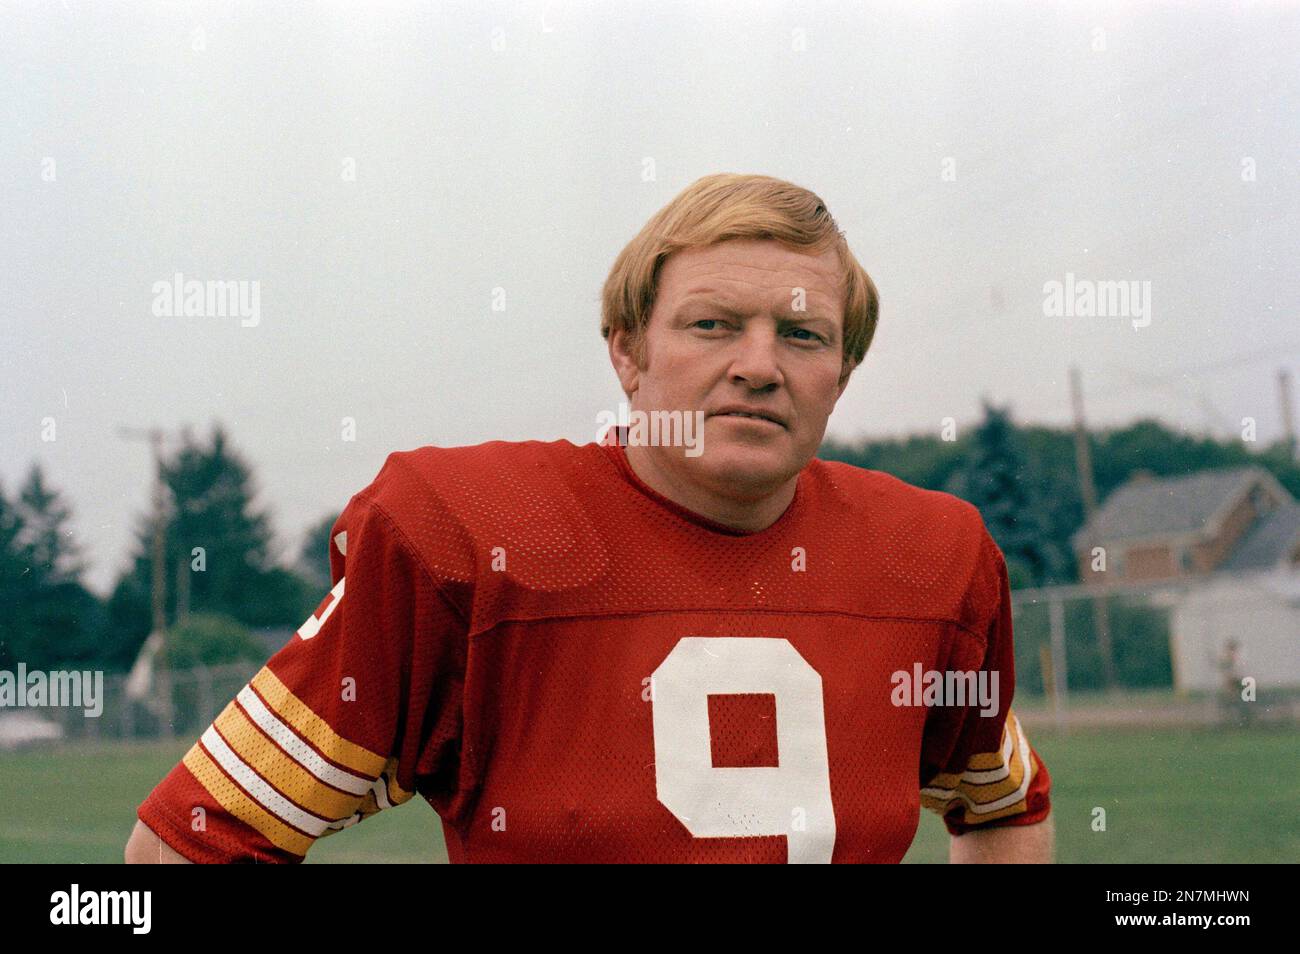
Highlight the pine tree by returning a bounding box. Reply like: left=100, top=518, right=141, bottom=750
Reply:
left=0, top=482, right=32, bottom=669
left=945, top=401, right=1063, bottom=587
left=0, top=466, right=103, bottom=669
left=18, top=462, right=85, bottom=587
left=161, top=422, right=278, bottom=618
left=103, top=422, right=316, bottom=665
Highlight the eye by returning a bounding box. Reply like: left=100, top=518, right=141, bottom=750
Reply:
left=787, top=327, right=825, bottom=343
left=692, top=319, right=728, bottom=331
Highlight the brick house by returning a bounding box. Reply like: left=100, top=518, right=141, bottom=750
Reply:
left=1072, top=466, right=1300, bottom=584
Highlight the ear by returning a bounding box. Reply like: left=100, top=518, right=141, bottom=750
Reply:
left=607, top=328, right=642, bottom=397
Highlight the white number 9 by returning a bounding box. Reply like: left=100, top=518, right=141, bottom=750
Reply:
left=651, top=637, right=837, bottom=863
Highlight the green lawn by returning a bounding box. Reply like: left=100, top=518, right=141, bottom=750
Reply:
left=904, top=724, right=1300, bottom=863
left=1, top=726, right=1295, bottom=863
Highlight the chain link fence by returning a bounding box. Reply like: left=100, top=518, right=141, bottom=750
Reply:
left=6, top=661, right=260, bottom=747
left=1010, top=569, right=1300, bottom=727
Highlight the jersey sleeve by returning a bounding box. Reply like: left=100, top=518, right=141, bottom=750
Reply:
left=918, top=529, right=1052, bottom=836
left=136, top=489, right=467, bottom=863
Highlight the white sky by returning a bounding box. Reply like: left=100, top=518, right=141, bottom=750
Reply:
left=2, top=0, right=1298, bottom=597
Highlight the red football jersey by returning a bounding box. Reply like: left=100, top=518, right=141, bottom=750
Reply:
left=138, top=436, right=1051, bottom=863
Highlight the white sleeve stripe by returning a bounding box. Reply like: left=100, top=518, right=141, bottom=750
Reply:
left=921, top=719, right=1016, bottom=795
left=201, top=726, right=333, bottom=837
left=235, top=686, right=372, bottom=796
left=957, top=727, right=1016, bottom=785
left=920, top=715, right=1034, bottom=813
left=370, top=774, right=393, bottom=811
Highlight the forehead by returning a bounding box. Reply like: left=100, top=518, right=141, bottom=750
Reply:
left=657, top=238, right=844, bottom=306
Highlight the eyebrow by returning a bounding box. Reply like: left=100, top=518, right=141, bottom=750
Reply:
left=675, top=298, right=838, bottom=326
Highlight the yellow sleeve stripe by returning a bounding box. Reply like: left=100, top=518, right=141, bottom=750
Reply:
left=922, top=711, right=1036, bottom=816
left=966, top=749, right=1011, bottom=771
left=352, top=758, right=415, bottom=817
left=251, top=667, right=387, bottom=778
left=383, top=757, right=415, bottom=807
left=923, top=718, right=1017, bottom=794
left=183, top=742, right=313, bottom=857
left=214, top=702, right=365, bottom=822
left=317, top=758, right=416, bottom=840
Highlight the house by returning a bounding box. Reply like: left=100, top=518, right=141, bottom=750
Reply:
left=1071, top=466, right=1300, bottom=583
left=1071, top=465, right=1300, bottom=691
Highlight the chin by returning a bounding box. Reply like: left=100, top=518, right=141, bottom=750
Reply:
left=694, top=438, right=801, bottom=495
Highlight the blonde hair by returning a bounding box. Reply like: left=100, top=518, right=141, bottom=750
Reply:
left=600, top=173, right=879, bottom=382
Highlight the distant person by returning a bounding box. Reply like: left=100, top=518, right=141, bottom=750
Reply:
left=1216, top=638, right=1253, bottom=727
left=126, top=173, right=1052, bottom=863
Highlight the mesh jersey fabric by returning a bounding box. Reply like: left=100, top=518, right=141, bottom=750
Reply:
left=137, top=435, right=1051, bottom=863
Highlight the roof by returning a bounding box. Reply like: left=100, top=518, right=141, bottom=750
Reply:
left=1222, top=501, right=1300, bottom=572
left=1072, top=465, right=1277, bottom=548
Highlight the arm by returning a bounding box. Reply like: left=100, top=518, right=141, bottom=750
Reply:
left=950, top=811, right=1054, bottom=863
left=919, top=527, right=1054, bottom=852
left=125, top=819, right=194, bottom=864
left=128, top=484, right=466, bottom=863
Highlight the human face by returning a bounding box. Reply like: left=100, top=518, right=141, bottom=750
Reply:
left=609, top=237, right=850, bottom=512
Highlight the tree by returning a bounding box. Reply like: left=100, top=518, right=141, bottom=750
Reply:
left=102, top=422, right=317, bottom=665
left=18, top=462, right=86, bottom=587
left=162, top=613, right=269, bottom=670
left=0, top=481, right=32, bottom=669
left=944, top=401, right=1067, bottom=588
left=0, top=466, right=104, bottom=670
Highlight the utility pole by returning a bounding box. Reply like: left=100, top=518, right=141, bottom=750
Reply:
left=119, top=425, right=175, bottom=736
left=1279, top=368, right=1298, bottom=462
left=1070, top=367, right=1100, bottom=518
left=1069, top=367, right=1118, bottom=691
left=176, top=551, right=191, bottom=625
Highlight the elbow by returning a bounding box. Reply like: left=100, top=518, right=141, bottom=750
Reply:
left=125, top=819, right=192, bottom=864
left=124, top=820, right=153, bottom=864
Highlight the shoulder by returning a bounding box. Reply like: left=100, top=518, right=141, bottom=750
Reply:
left=359, top=438, right=593, bottom=515
left=342, top=438, right=608, bottom=589
left=811, top=457, right=988, bottom=540
left=808, top=458, right=1003, bottom=626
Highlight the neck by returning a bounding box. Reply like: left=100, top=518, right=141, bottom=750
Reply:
left=623, top=443, right=797, bottom=532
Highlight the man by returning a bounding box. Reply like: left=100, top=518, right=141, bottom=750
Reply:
left=1217, top=638, right=1252, bottom=727
left=126, top=173, right=1052, bottom=863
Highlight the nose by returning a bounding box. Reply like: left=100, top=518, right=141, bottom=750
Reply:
left=727, top=322, right=784, bottom=391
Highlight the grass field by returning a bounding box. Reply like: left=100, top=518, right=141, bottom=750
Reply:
left=1, top=725, right=1295, bottom=863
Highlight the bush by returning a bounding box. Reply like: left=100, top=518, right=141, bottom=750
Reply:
left=161, top=613, right=267, bottom=670
left=1012, top=593, right=1173, bottom=694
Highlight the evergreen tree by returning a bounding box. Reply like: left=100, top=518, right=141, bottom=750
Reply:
left=161, top=422, right=278, bottom=618
left=102, top=423, right=317, bottom=666
left=943, top=401, right=1064, bottom=587
left=0, top=466, right=104, bottom=669
left=18, top=462, right=85, bottom=587
left=0, top=481, right=32, bottom=669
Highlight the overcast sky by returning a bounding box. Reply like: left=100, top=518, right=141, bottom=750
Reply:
left=2, top=0, right=1297, bottom=598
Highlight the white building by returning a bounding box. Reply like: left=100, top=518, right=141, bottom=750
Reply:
left=1170, top=567, right=1300, bottom=691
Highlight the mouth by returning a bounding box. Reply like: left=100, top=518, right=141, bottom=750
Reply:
left=709, top=408, right=788, bottom=429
